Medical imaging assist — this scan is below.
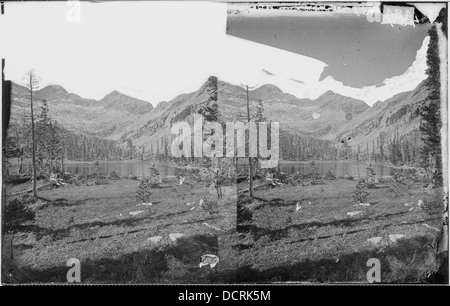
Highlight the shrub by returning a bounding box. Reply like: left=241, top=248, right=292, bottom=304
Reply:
left=136, top=178, right=152, bottom=203
left=237, top=194, right=253, bottom=224
left=5, top=196, right=36, bottom=233
left=366, top=166, right=376, bottom=184
left=323, top=170, right=336, bottom=180
left=93, top=161, right=106, bottom=183
left=353, top=180, right=369, bottom=203
left=108, top=170, right=120, bottom=180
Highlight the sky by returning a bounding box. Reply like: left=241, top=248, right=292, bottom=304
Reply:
left=0, top=1, right=435, bottom=106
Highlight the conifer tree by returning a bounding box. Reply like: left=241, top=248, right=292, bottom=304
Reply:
left=419, top=24, right=443, bottom=186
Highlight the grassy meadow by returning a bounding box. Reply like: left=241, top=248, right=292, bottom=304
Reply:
left=1, top=164, right=446, bottom=284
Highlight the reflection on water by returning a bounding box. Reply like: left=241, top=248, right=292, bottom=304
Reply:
left=281, top=161, right=393, bottom=178
left=239, top=161, right=394, bottom=178
left=65, top=162, right=179, bottom=178
left=65, top=160, right=394, bottom=179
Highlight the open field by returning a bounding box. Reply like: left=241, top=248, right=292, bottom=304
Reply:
left=230, top=178, right=445, bottom=283
left=2, top=177, right=236, bottom=283
left=1, top=169, right=446, bottom=284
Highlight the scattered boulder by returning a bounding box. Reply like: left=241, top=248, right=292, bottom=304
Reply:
left=347, top=211, right=362, bottom=217
left=389, top=234, right=405, bottom=243
left=404, top=203, right=412, bottom=207
left=417, top=199, right=424, bottom=207
left=199, top=254, right=219, bottom=268
left=148, top=236, right=163, bottom=244
left=423, top=223, right=440, bottom=232
left=360, top=203, right=370, bottom=206
left=142, top=202, right=153, bottom=206
left=169, top=233, right=185, bottom=242
left=367, top=237, right=383, bottom=245
left=203, top=222, right=222, bottom=231
left=129, top=210, right=144, bottom=216
left=409, top=207, right=415, bottom=212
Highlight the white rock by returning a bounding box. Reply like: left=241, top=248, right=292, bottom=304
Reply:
left=148, top=236, right=163, bottom=244
left=418, top=199, right=424, bottom=207
left=203, top=222, right=222, bottom=231
left=190, top=206, right=196, bottom=211
left=367, top=237, right=383, bottom=245
left=169, top=233, right=185, bottom=242
left=199, top=199, right=205, bottom=206
left=295, top=203, right=302, bottom=211
left=409, top=207, right=415, bottom=212
left=142, top=202, right=153, bottom=206
left=129, top=210, right=145, bottom=216
left=360, top=203, right=370, bottom=206
left=404, top=203, right=411, bottom=207
left=389, top=234, right=405, bottom=243
left=347, top=211, right=362, bottom=217
left=423, top=224, right=440, bottom=232
left=199, top=254, right=219, bottom=268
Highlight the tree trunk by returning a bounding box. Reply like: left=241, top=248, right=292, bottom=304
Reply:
left=30, top=78, right=38, bottom=198
left=246, top=85, right=254, bottom=198
left=62, top=152, right=65, bottom=175
left=18, top=153, right=23, bottom=175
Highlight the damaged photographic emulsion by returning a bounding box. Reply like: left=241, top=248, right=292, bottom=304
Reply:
left=1, top=1, right=448, bottom=285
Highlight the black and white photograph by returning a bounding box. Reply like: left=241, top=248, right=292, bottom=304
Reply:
left=0, top=1, right=448, bottom=286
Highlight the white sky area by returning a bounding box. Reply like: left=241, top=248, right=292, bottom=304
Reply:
left=0, top=1, right=429, bottom=106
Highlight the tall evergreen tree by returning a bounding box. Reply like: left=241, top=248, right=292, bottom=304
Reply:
left=419, top=25, right=443, bottom=186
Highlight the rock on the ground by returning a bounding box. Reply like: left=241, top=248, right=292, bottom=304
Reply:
left=169, top=233, right=185, bottom=242
left=367, top=237, right=383, bottom=245
left=423, top=223, right=440, bottom=232
left=148, top=236, right=163, bottom=244
left=129, top=210, right=145, bottom=216
left=360, top=203, right=370, bottom=206
left=199, top=254, right=219, bottom=268
left=418, top=199, right=424, bottom=207
left=389, top=234, right=405, bottom=243
left=347, top=211, right=362, bottom=217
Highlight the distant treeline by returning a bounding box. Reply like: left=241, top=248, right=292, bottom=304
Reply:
left=65, top=133, right=130, bottom=161
left=279, top=129, right=421, bottom=166
left=3, top=99, right=129, bottom=176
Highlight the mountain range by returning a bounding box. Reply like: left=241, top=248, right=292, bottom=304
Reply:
left=8, top=76, right=428, bottom=154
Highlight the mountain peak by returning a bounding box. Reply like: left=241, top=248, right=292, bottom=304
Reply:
left=253, top=84, right=283, bottom=93
left=318, top=90, right=336, bottom=98
left=103, top=90, right=125, bottom=99
left=100, top=89, right=153, bottom=114
left=38, top=84, right=68, bottom=95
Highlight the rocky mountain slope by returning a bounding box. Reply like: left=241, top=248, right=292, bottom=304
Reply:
left=8, top=76, right=427, bottom=154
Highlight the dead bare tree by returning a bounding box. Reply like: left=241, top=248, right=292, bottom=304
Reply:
left=23, top=69, right=40, bottom=197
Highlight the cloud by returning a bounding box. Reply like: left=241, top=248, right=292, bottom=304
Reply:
left=289, top=78, right=305, bottom=84
left=262, top=69, right=275, bottom=76
left=1, top=2, right=429, bottom=107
